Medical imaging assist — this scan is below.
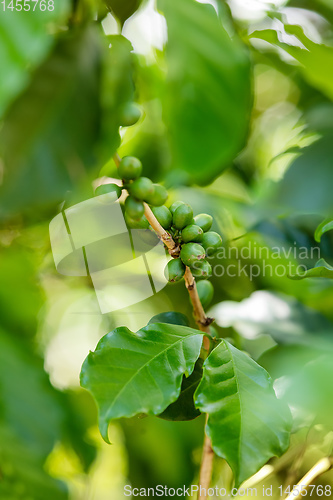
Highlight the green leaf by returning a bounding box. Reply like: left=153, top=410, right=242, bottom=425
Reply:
left=0, top=28, right=102, bottom=220
left=148, top=312, right=190, bottom=327
left=104, top=0, right=144, bottom=26
left=250, top=25, right=333, bottom=101
left=80, top=323, right=203, bottom=442
left=315, top=217, right=333, bottom=242
left=290, top=258, right=333, bottom=280
left=158, top=0, right=251, bottom=184
left=0, top=0, right=70, bottom=117
left=158, top=358, right=203, bottom=421
left=195, top=340, right=292, bottom=486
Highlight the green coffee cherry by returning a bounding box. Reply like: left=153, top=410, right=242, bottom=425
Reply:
left=125, top=212, right=149, bottom=229
left=201, top=231, right=222, bottom=257
left=164, top=258, right=186, bottom=283
left=169, top=200, right=185, bottom=215
left=120, top=102, right=141, bottom=127
left=190, top=259, right=212, bottom=279
left=181, top=224, right=203, bottom=243
left=173, top=204, right=193, bottom=230
left=124, top=196, right=144, bottom=220
left=95, top=183, right=122, bottom=199
left=118, top=156, right=142, bottom=181
left=196, top=280, right=214, bottom=309
left=194, top=213, right=213, bottom=232
left=146, top=184, right=168, bottom=206
left=129, top=177, right=154, bottom=201
left=151, top=205, right=173, bottom=229
left=180, top=243, right=206, bottom=267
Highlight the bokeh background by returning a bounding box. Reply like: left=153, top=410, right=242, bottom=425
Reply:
left=1, top=0, right=333, bottom=498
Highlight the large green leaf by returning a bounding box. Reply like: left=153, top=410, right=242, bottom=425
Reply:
left=195, top=340, right=292, bottom=486
left=80, top=323, right=203, bottom=441
left=158, top=0, right=251, bottom=184
left=0, top=28, right=102, bottom=220
left=0, top=0, right=70, bottom=117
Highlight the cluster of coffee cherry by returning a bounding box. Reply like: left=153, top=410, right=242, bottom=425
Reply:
left=95, top=156, right=223, bottom=309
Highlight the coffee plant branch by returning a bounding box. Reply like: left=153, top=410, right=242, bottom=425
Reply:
left=113, top=153, right=215, bottom=496
left=113, top=153, right=213, bottom=342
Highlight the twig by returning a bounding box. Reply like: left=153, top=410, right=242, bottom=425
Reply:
left=198, top=416, right=214, bottom=500
left=285, top=457, right=333, bottom=500
left=184, top=267, right=212, bottom=349
left=144, top=203, right=179, bottom=256
left=114, top=153, right=179, bottom=255
left=113, top=153, right=121, bottom=167
left=113, top=153, right=213, bottom=340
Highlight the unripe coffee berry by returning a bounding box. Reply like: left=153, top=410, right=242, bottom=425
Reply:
left=118, top=156, right=142, bottom=181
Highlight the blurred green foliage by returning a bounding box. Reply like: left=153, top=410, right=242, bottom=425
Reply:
left=2, top=0, right=333, bottom=498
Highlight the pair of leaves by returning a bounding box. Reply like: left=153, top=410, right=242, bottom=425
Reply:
left=157, top=0, right=251, bottom=184
left=80, top=319, right=291, bottom=486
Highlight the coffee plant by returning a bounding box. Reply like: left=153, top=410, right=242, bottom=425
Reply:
left=80, top=152, right=292, bottom=491
left=2, top=0, right=333, bottom=498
